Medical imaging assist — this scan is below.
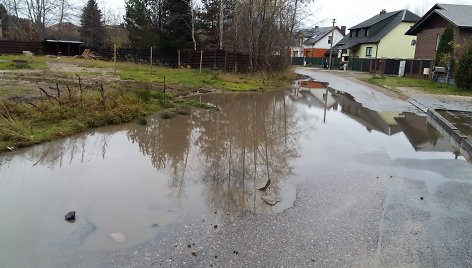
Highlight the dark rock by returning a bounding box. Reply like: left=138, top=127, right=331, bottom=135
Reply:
left=65, top=211, right=76, bottom=222
left=188, top=244, right=191, bottom=248
left=420, top=197, right=424, bottom=200
left=137, top=117, right=148, bottom=125
left=257, top=179, right=271, bottom=191
left=261, top=195, right=280, bottom=206
left=192, top=251, right=197, bottom=257
left=214, top=225, right=218, bottom=229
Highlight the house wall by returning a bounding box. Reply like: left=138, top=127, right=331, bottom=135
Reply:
left=350, top=43, right=378, bottom=58
left=303, top=29, right=345, bottom=57
left=378, top=22, right=417, bottom=59
left=454, top=28, right=472, bottom=59
left=313, top=30, right=345, bottom=49
left=304, top=48, right=328, bottom=57
left=413, top=14, right=448, bottom=59
left=348, top=23, right=417, bottom=59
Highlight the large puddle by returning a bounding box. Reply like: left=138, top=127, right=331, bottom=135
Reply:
left=0, top=78, right=466, bottom=266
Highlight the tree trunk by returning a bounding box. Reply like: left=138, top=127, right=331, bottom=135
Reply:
left=219, top=0, right=223, bottom=49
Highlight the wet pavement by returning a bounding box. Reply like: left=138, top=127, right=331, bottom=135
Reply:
left=1, top=73, right=472, bottom=267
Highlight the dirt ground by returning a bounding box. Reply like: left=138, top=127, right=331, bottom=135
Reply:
left=0, top=61, right=214, bottom=100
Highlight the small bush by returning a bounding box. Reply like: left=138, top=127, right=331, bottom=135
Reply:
left=455, top=43, right=472, bottom=90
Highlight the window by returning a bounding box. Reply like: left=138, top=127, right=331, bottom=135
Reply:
left=328, top=36, right=332, bottom=44
left=355, top=30, right=359, bottom=37
left=366, top=47, right=373, bottom=57
left=364, top=29, right=368, bottom=37
left=342, top=49, right=347, bottom=54
left=350, top=31, right=353, bottom=37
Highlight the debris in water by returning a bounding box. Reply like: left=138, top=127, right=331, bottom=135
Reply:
left=137, top=117, right=148, bottom=125
left=64, top=211, right=76, bottom=222
left=110, top=232, right=126, bottom=243
left=192, top=251, right=197, bottom=257
left=188, top=244, right=191, bottom=248
left=420, top=197, right=424, bottom=200
left=257, top=179, right=271, bottom=191
left=6, top=146, right=14, bottom=151
left=214, top=225, right=218, bottom=229
left=261, top=195, right=280, bottom=206
left=151, top=223, right=159, bottom=228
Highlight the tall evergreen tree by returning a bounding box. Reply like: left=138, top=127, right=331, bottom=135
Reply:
left=161, top=0, right=193, bottom=51
left=79, top=0, right=105, bottom=48
left=124, top=0, right=193, bottom=51
left=436, top=24, right=454, bottom=64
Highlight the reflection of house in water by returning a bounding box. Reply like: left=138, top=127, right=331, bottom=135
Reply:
left=333, top=90, right=454, bottom=153
left=333, top=91, right=402, bottom=135
left=290, top=79, right=338, bottom=109
left=395, top=113, right=454, bottom=152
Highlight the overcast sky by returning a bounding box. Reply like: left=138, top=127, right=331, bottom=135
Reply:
left=97, top=0, right=472, bottom=28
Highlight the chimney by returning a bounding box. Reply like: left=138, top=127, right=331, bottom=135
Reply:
left=380, top=9, right=386, bottom=15
left=341, top=26, right=346, bottom=35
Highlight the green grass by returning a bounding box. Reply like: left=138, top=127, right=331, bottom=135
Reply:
left=48, top=57, right=293, bottom=91
left=362, top=76, right=472, bottom=96
left=0, top=55, right=48, bottom=70
left=0, top=84, right=208, bottom=151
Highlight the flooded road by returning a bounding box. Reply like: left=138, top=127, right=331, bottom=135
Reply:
left=1, top=77, right=471, bottom=267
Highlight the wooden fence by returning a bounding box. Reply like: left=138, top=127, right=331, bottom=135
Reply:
left=95, top=48, right=286, bottom=72
left=349, top=58, right=435, bottom=78
left=0, top=40, right=43, bottom=54
left=0, top=40, right=288, bottom=72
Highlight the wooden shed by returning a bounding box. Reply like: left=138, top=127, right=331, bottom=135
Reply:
left=43, top=40, right=83, bottom=56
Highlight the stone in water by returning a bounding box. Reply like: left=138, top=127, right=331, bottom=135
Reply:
left=257, top=179, right=271, bottom=191
left=261, top=195, right=280, bottom=206
left=110, top=233, right=126, bottom=243
left=65, top=211, right=76, bottom=222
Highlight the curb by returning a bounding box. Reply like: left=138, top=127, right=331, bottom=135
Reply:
left=427, top=109, right=472, bottom=160
left=409, top=98, right=428, bottom=113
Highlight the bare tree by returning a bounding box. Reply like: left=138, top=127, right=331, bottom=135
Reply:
left=189, top=0, right=197, bottom=50
left=23, top=0, right=58, bottom=40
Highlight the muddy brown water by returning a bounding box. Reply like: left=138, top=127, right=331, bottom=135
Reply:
left=0, top=79, right=466, bottom=266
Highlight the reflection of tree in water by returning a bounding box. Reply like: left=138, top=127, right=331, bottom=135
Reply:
left=4, top=133, right=112, bottom=169
left=126, top=114, right=193, bottom=197
left=194, top=92, right=301, bottom=214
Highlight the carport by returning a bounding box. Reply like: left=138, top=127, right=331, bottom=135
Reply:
left=43, top=40, right=83, bottom=56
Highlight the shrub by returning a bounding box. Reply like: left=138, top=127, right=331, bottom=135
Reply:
left=454, top=43, right=472, bottom=90
left=436, top=25, right=454, bottom=65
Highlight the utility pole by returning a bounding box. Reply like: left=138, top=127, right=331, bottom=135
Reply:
left=328, top=19, right=336, bottom=70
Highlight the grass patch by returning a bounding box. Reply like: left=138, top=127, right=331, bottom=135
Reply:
left=362, top=76, right=472, bottom=96
left=0, top=80, right=207, bottom=151
left=0, top=55, right=48, bottom=70
left=120, top=67, right=294, bottom=91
